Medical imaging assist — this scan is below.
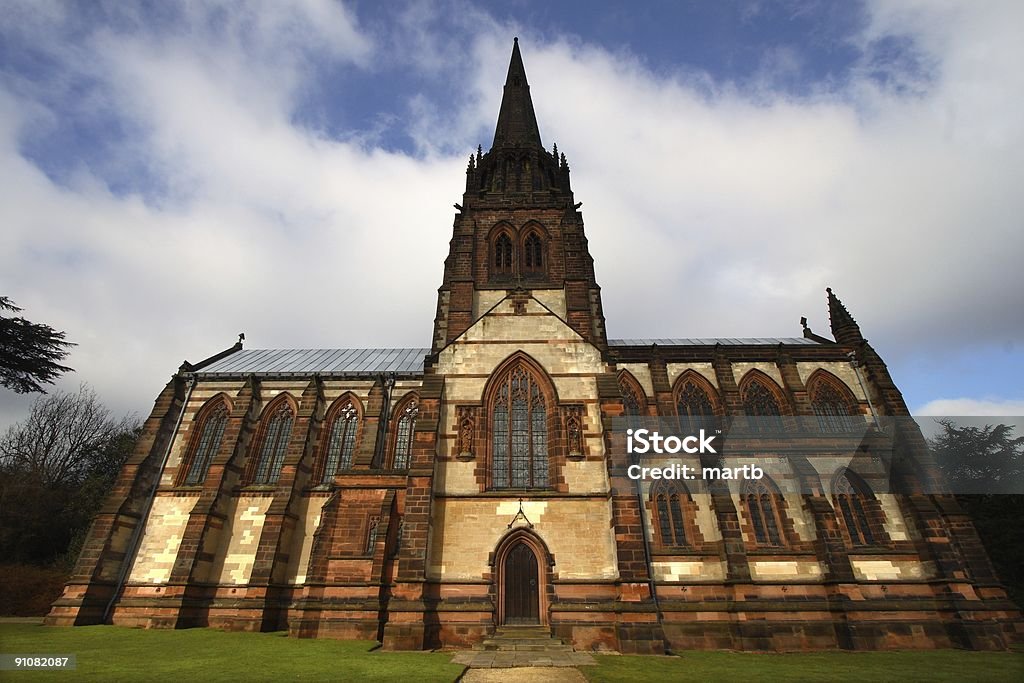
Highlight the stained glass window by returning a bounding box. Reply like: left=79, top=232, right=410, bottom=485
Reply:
left=743, top=479, right=783, bottom=546
left=653, top=482, right=688, bottom=547
left=834, top=471, right=875, bottom=546
left=742, top=379, right=783, bottom=432
left=492, top=365, right=548, bottom=489
left=676, top=379, right=716, bottom=433
left=811, top=381, right=859, bottom=433
left=392, top=399, right=418, bottom=470
left=250, top=402, right=294, bottom=485
left=182, top=402, right=229, bottom=485
left=321, top=401, right=359, bottom=483
left=619, top=375, right=643, bottom=416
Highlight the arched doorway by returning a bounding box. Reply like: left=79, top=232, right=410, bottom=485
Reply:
left=493, top=529, right=550, bottom=627
left=503, top=542, right=540, bottom=624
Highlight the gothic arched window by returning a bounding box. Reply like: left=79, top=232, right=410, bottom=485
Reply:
left=741, top=376, right=784, bottom=432
left=652, top=481, right=689, bottom=547
left=833, top=470, right=878, bottom=546
left=491, top=363, right=549, bottom=489
left=180, top=400, right=229, bottom=485
left=494, top=233, right=513, bottom=276
left=523, top=232, right=544, bottom=275
left=249, top=400, right=294, bottom=485
left=743, top=477, right=785, bottom=546
left=809, top=374, right=859, bottom=433
left=390, top=396, right=418, bottom=470
left=618, top=372, right=645, bottom=417
left=675, top=374, right=718, bottom=433
left=320, top=399, right=360, bottom=483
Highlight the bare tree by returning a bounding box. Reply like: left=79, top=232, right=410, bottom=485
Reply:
left=0, top=384, right=138, bottom=487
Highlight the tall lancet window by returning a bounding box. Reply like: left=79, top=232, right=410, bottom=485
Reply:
left=743, top=477, right=785, bottom=547
left=494, top=233, right=513, bottom=276
left=181, top=401, right=229, bottom=485
left=391, top=397, right=418, bottom=470
left=321, top=400, right=360, bottom=483
left=523, top=232, right=543, bottom=275
left=249, top=401, right=294, bottom=485
left=491, top=364, right=548, bottom=489
left=833, top=470, right=880, bottom=547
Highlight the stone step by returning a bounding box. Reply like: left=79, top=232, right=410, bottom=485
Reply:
left=480, top=640, right=573, bottom=652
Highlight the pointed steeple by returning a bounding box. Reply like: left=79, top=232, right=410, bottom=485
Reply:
left=491, top=37, right=542, bottom=149
left=827, top=287, right=864, bottom=345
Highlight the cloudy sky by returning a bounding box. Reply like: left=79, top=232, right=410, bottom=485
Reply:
left=1, top=0, right=1022, bottom=429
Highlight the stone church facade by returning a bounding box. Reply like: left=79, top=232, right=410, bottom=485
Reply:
left=48, top=40, right=1020, bottom=653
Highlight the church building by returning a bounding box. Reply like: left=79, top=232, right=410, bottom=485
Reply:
left=47, top=39, right=1020, bottom=653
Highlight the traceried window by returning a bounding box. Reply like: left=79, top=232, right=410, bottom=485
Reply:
left=249, top=402, right=294, bottom=485
left=321, top=400, right=360, bottom=483
left=652, top=481, right=688, bottom=547
left=742, top=378, right=784, bottom=432
left=391, top=398, right=418, bottom=470
left=833, top=471, right=876, bottom=546
left=743, top=478, right=784, bottom=546
left=494, top=233, right=513, bottom=276
left=675, top=378, right=716, bottom=433
left=810, top=379, right=859, bottom=433
left=523, top=232, right=543, bottom=274
left=181, top=402, right=229, bottom=485
left=492, top=365, right=548, bottom=489
left=619, top=374, right=644, bottom=417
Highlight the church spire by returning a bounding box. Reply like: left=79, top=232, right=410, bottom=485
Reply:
left=491, top=37, right=543, bottom=149
left=827, top=287, right=864, bottom=345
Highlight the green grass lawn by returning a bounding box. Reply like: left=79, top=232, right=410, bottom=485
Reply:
left=2, top=623, right=1022, bottom=682
left=585, top=649, right=1024, bottom=683
left=0, top=623, right=466, bottom=682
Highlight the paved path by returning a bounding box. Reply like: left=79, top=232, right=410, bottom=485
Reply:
left=451, top=650, right=595, bottom=668
left=459, top=666, right=589, bottom=682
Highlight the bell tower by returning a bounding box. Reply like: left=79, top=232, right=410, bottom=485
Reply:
left=431, top=38, right=607, bottom=354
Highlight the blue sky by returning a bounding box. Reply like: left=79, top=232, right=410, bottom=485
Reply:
left=1, top=0, right=1022, bottom=426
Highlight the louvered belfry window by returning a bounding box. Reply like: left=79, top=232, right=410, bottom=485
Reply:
left=523, top=233, right=543, bottom=273
left=183, top=403, right=229, bottom=485
left=250, top=402, right=294, bottom=485
left=494, top=233, right=513, bottom=275
left=322, top=401, right=359, bottom=483
left=492, top=365, right=548, bottom=489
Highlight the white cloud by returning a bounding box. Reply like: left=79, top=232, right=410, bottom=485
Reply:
left=915, top=399, right=1024, bottom=417
left=1, top=1, right=1022, bottom=429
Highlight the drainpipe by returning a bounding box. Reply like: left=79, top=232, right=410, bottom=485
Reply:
left=629, top=421, right=669, bottom=652
left=847, top=351, right=880, bottom=429
left=103, top=374, right=195, bottom=623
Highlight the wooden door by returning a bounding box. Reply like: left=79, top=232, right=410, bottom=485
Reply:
left=504, top=542, right=539, bottom=624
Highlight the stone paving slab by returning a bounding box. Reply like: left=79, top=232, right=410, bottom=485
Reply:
left=451, top=651, right=596, bottom=668
left=460, top=667, right=589, bottom=682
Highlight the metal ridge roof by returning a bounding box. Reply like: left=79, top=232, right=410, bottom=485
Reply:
left=193, top=348, right=429, bottom=377
left=607, top=337, right=821, bottom=346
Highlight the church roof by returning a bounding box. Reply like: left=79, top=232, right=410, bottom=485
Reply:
left=193, top=348, right=429, bottom=378
left=609, top=337, right=821, bottom=347
left=189, top=338, right=822, bottom=378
